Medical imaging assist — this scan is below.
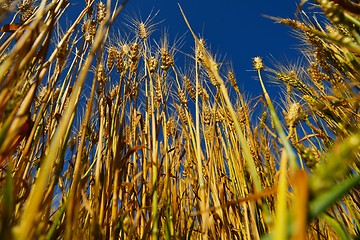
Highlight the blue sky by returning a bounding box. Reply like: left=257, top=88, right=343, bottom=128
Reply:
left=119, top=0, right=303, bottom=97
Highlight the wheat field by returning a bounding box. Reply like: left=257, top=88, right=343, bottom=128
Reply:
left=0, top=0, right=359, bottom=239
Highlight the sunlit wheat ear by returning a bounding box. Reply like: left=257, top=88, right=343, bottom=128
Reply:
left=126, top=41, right=140, bottom=74
left=202, top=103, right=211, bottom=125
left=82, top=19, right=97, bottom=43
left=259, top=111, right=267, bottom=130
left=236, top=105, right=247, bottom=129
left=124, top=9, right=162, bottom=41
left=175, top=103, right=188, bottom=126
left=159, top=35, right=174, bottom=73
left=108, top=85, right=119, bottom=101
left=253, top=56, right=264, bottom=71
left=34, top=85, right=47, bottom=108
left=301, top=94, right=328, bottom=120
left=307, top=61, right=328, bottom=93
left=183, top=75, right=196, bottom=101
left=270, top=15, right=341, bottom=73
left=154, top=73, right=163, bottom=106
left=96, top=63, right=107, bottom=84
left=284, top=101, right=306, bottom=131
left=207, top=69, right=219, bottom=87
left=195, top=38, right=206, bottom=64
left=214, top=107, right=225, bottom=123
left=200, top=86, right=209, bottom=102
left=53, top=24, right=70, bottom=68
left=156, top=30, right=184, bottom=74
left=96, top=1, right=106, bottom=23
left=166, top=117, right=176, bottom=138
left=115, top=49, right=127, bottom=75
left=147, top=55, right=159, bottom=75
left=318, top=0, right=348, bottom=25
left=195, top=38, right=224, bottom=87
left=267, top=58, right=315, bottom=96
left=18, top=0, right=35, bottom=24
left=270, top=13, right=325, bottom=46
left=177, top=87, right=187, bottom=106
left=294, top=142, right=321, bottom=170
left=225, top=62, right=240, bottom=93
left=106, top=45, right=116, bottom=71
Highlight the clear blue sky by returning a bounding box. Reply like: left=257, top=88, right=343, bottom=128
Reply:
left=118, top=0, right=303, bottom=97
